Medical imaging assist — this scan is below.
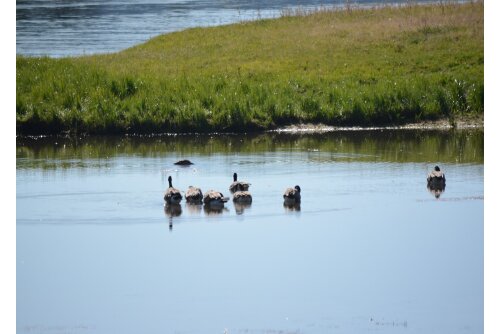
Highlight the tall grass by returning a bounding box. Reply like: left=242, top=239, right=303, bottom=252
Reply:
left=16, top=1, right=483, bottom=135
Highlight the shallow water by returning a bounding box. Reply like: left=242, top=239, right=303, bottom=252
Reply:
left=16, top=0, right=441, bottom=57
left=17, top=130, right=483, bottom=334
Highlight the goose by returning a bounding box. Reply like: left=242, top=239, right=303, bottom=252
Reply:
left=203, top=190, right=229, bottom=207
left=229, top=172, right=251, bottom=192
left=164, top=176, right=182, bottom=204
left=427, top=166, right=446, bottom=198
left=283, top=185, right=301, bottom=205
left=185, top=186, right=203, bottom=204
left=427, top=165, right=446, bottom=185
left=232, top=190, right=252, bottom=204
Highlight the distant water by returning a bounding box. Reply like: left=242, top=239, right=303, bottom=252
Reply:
left=16, top=0, right=440, bottom=57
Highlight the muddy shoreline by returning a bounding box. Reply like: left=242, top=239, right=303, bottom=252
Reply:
left=17, top=117, right=484, bottom=140
left=271, top=118, right=484, bottom=134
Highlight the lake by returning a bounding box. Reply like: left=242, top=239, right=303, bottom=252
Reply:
left=16, top=129, right=484, bottom=334
left=16, top=0, right=442, bottom=57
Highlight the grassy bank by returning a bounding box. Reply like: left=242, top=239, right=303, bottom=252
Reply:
left=16, top=1, right=484, bottom=135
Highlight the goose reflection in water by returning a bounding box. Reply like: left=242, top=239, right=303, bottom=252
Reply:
left=164, top=203, right=182, bottom=230
left=283, top=202, right=301, bottom=212
left=427, top=182, right=446, bottom=199
left=185, top=202, right=203, bottom=215
left=203, top=204, right=229, bottom=216
left=234, top=202, right=252, bottom=215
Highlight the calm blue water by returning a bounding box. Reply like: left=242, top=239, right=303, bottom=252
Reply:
left=16, top=0, right=441, bottom=57
left=17, top=131, right=484, bottom=334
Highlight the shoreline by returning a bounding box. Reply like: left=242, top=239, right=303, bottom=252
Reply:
left=271, top=118, right=484, bottom=134
left=16, top=118, right=484, bottom=140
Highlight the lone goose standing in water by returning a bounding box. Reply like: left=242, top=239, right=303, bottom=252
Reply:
left=427, top=166, right=446, bottom=185
left=185, top=186, right=203, bottom=204
left=427, top=165, right=446, bottom=198
left=164, top=176, right=182, bottom=204
left=283, top=185, right=301, bottom=205
left=229, top=173, right=250, bottom=193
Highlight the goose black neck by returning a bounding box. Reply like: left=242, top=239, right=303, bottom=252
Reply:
left=233, top=173, right=237, bottom=182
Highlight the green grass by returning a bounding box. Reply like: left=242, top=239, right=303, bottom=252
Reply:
left=16, top=1, right=484, bottom=135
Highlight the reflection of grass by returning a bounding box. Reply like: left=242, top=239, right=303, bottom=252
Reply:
left=16, top=2, right=483, bottom=134
left=16, top=129, right=484, bottom=167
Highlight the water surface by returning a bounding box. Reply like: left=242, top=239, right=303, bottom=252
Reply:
left=17, top=130, right=483, bottom=333
left=16, top=0, right=441, bottom=57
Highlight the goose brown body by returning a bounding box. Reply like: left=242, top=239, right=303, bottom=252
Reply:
left=427, top=166, right=446, bottom=198
left=283, top=185, right=301, bottom=205
left=185, top=186, right=203, bottom=204
left=203, top=190, right=229, bottom=206
left=232, top=190, right=252, bottom=204
left=427, top=166, right=446, bottom=184
left=164, top=176, right=182, bottom=204
left=229, top=173, right=250, bottom=192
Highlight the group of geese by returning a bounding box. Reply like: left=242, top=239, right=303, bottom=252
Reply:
left=164, top=172, right=301, bottom=208
left=164, top=165, right=446, bottom=207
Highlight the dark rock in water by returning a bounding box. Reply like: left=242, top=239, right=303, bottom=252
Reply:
left=174, top=159, right=194, bottom=166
